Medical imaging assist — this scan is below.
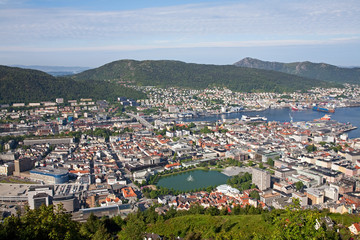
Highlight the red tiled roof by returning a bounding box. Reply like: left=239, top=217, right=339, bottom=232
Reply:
left=122, top=187, right=137, bottom=198
left=353, top=223, right=360, bottom=232
left=69, top=170, right=90, bottom=174
left=165, top=162, right=181, bottom=168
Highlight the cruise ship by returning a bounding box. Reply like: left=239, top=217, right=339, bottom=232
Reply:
left=241, top=115, right=267, bottom=122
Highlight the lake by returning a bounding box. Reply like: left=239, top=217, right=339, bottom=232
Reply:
left=156, top=170, right=229, bottom=191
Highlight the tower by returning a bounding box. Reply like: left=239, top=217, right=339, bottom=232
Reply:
left=252, top=168, right=271, bottom=190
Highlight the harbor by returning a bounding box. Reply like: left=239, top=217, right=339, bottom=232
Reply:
left=178, top=106, right=360, bottom=139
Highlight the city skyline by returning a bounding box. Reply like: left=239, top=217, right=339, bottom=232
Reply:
left=1, top=0, right=360, bottom=67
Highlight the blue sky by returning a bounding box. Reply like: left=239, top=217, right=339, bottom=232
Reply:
left=1, top=0, right=360, bottom=67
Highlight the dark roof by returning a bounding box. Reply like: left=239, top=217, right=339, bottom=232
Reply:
left=33, top=192, right=50, bottom=198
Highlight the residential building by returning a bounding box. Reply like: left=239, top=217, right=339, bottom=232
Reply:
left=252, top=168, right=271, bottom=190
left=349, top=222, right=360, bottom=235
left=0, top=162, right=15, bottom=176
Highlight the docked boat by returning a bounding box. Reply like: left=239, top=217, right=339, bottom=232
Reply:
left=241, top=115, right=267, bottom=122
left=178, top=112, right=193, bottom=118
left=312, top=106, right=335, bottom=113
left=315, top=114, right=331, bottom=121
left=320, top=114, right=331, bottom=120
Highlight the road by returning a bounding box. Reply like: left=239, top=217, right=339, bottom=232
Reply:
left=126, top=113, right=154, bottom=130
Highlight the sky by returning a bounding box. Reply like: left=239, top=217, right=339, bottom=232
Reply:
left=1, top=0, right=360, bottom=67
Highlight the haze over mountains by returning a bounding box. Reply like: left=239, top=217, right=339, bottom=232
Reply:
left=11, top=65, right=90, bottom=76
left=234, top=57, right=360, bottom=84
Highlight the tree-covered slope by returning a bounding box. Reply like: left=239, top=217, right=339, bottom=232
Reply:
left=0, top=203, right=351, bottom=240
left=73, top=60, right=340, bottom=92
left=234, top=57, right=360, bottom=84
left=0, top=65, right=145, bottom=103
left=145, top=214, right=273, bottom=239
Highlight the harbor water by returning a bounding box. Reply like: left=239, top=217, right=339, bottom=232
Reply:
left=181, top=107, right=360, bottom=139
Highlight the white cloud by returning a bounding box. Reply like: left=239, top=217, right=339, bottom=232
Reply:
left=0, top=0, right=359, bottom=49
left=1, top=37, right=358, bottom=52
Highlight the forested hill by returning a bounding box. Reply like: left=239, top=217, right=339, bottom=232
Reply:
left=0, top=65, right=145, bottom=104
left=72, top=60, right=340, bottom=92
left=234, top=57, right=360, bottom=84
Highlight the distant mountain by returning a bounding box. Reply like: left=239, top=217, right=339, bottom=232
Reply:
left=234, top=58, right=360, bottom=84
left=73, top=60, right=340, bottom=93
left=0, top=65, right=145, bottom=104
left=11, top=65, right=90, bottom=76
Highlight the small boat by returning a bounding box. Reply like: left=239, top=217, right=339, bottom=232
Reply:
left=320, top=114, right=331, bottom=120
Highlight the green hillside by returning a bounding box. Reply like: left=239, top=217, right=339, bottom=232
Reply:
left=73, top=60, right=340, bottom=92
left=0, top=65, right=145, bottom=104
left=145, top=214, right=273, bottom=239
left=234, top=57, right=360, bottom=84
left=1, top=203, right=350, bottom=240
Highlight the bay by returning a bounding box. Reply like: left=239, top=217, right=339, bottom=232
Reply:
left=181, top=107, right=360, bottom=139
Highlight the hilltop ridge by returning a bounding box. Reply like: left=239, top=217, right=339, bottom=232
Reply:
left=0, top=65, right=145, bottom=104
left=72, top=59, right=338, bottom=92
left=234, top=57, right=360, bottom=84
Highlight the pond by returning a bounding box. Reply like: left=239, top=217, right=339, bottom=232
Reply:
left=156, top=170, right=229, bottom=192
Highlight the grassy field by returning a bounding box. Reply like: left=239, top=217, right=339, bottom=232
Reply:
left=0, top=177, right=36, bottom=184
left=146, top=214, right=274, bottom=239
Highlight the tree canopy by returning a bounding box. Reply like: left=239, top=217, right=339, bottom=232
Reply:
left=73, top=60, right=338, bottom=93
left=0, top=204, right=81, bottom=240
left=0, top=65, right=145, bottom=104
left=0, top=201, right=347, bottom=240
left=272, top=199, right=339, bottom=239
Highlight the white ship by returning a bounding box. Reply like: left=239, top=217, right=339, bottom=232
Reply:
left=241, top=115, right=267, bottom=122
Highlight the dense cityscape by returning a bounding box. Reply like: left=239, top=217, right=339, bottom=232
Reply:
left=2, top=0, right=360, bottom=239
left=1, top=83, right=360, bottom=238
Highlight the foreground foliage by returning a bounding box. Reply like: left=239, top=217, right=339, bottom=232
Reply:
left=271, top=199, right=339, bottom=240
left=0, top=205, right=81, bottom=240
left=0, top=201, right=352, bottom=240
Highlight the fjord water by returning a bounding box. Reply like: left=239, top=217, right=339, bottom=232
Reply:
left=156, top=170, right=229, bottom=191
left=183, top=107, right=360, bottom=138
